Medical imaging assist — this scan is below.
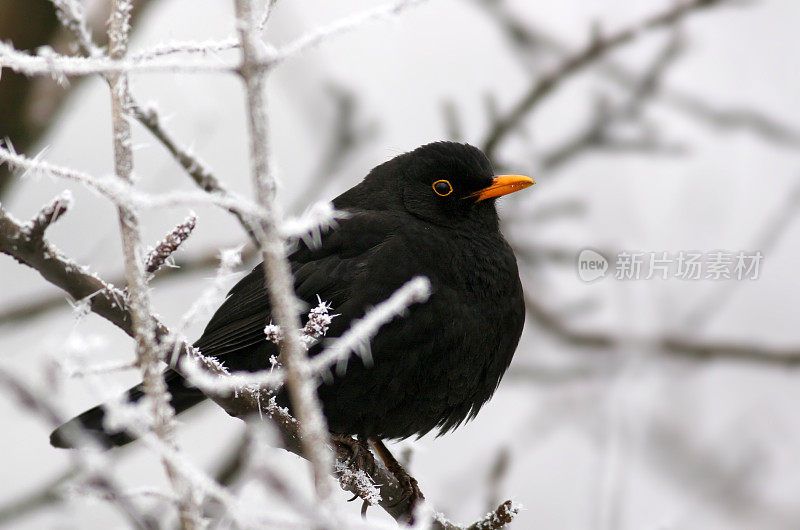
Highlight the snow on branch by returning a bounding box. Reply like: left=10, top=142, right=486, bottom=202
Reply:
left=127, top=37, right=240, bottom=63
left=50, top=0, right=96, bottom=55
left=233, top=0, right=333, bottom=500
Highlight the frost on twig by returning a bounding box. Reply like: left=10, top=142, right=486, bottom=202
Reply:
left=264, top=297, right=334, bottom=349
left=25, top=191, right=73, bottom=240
left=467, top=500, right=521, bottom=530
left=144, top=214, right=197, bottom=274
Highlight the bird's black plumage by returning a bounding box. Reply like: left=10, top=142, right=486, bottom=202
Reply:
left=51, top=141, right=531, bottom=448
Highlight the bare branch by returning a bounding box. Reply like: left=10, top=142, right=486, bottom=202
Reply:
left=476, top=0, right=800, bottom=147
left=481, top=0, right=734, bottom=160
left=523, top=291, right=800, bottom=367
left=539, top=31, right=687, bottom=172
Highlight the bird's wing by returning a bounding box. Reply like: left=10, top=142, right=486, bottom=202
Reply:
left=193, top=211, right=401, bottom=360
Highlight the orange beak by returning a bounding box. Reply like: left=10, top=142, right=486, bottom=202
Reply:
left=472, top=175, right=535, bottom=202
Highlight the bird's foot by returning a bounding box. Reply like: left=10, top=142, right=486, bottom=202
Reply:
left=332, top=435, right=378, bottom=517
left=369, top=438, right=425, bottom=518
left=390, top=471, right=423, bottom=510
left=331, top=434, right=376, bottom=477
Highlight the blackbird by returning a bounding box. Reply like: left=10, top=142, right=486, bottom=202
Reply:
left=51, top=141, right=533, bottom=450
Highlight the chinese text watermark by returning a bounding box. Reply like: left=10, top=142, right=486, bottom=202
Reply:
left=577, top=249, right=763, bottom=282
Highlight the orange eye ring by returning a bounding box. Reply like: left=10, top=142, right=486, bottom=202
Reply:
left=432, top=180, right=453, bottom=196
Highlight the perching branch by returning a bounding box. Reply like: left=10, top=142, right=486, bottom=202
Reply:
left=0, top=198, right=518, bottom=528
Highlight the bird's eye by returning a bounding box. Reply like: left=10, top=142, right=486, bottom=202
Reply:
left=432, top=180, right=453, bottom=197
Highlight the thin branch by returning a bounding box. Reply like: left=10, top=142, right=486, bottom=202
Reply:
left=539, top=31, right=686, bottom=172
left=268, top=0, right=428, bottom=67
left=476, top=0, right=800, bottom=147
left=144, top=214, right=197, bottom=275
left=26, top=191, right=74, bottom=241
left=523, top=291, right=800, bottom=367
left=107, top=1, right=202, bottom=526
left=127, top=103, right=257, bottom=243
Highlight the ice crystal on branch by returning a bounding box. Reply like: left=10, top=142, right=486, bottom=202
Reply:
left=144, top=214, right=197, bottom=274
left=334, top=459, right=382, bottom=506
left=264, top=298, right=335, bottom=349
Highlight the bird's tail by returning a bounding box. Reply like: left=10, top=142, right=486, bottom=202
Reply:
left=50, top=371, right=205, bottom=449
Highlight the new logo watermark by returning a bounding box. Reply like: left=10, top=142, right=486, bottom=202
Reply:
left=577, top=248, right=609, bottom=282
left=577, top=249, right=763, bottom=282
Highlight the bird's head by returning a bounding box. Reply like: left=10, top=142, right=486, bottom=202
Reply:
left=340, top=142, right=534, bottom=228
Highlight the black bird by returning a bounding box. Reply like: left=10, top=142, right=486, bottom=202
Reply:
left=51, top=141, right=533, bottom=454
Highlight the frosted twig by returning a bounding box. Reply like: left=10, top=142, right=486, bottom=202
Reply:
left=0, top=145, right=125, bottom=202
left=264, top=298, right=334, bottom=349
left=107, top=1, right=202, bottom=527
left=25, top=191, right=73, bottom=241
left=0, top=41, right=233, bottom=77
left=144, top=214, right=197, bottom=275
left=127, top=102, right=258, bottom=242
left=3, top=0, right=433, bottom=77
left=128, top=37, right=240, bottom=63
left=50, top=0, right=97, bottom=56
left=233, top=0, right=332, bottom=500
left=270, top=0, right=429, bottom=67
left=0, top=144, right=277, bottom=226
